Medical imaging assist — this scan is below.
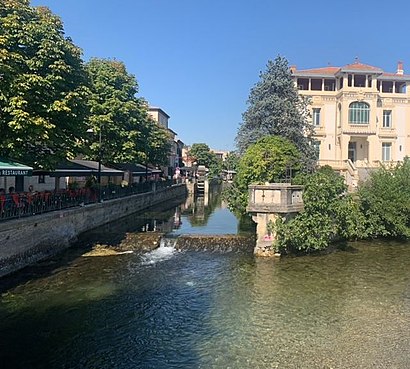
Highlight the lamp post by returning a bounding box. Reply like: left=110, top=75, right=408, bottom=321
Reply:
left=97, top=128, right=102, bottom=202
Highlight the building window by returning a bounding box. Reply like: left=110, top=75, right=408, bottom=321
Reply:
left=312, top=140, right=321, bottom=159
left=349, top=101, right=370, bottom=124
left=382, top=110, right=392, bottom=128
left=382, top=143, right=392, bottom=161
left=312, top=108, right=321, bottom=126
left=38, top=175, right=45, bottom=184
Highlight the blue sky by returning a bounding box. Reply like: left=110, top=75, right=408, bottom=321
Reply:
left=31, top=0, right=410, bottom=151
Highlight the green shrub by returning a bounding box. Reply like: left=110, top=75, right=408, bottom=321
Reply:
left=276, top=170, right=365, bottom=253
left=359, top=158, right=410, bottom=239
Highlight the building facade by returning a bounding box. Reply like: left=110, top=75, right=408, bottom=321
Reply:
left=292, top=60, right=410, bottom=185
left=148, top=106, right=183, bottom=177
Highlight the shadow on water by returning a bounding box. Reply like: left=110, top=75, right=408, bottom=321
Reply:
left=0, top=197, right=187, bottom=294
left=0, top=253, right=216, bottom=369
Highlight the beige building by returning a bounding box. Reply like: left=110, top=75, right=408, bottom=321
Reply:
left=211, top=149, right=229, bottom=162
left=148, top=106, right=183, bottom=176
left=292, top=60, right=410, bottom=186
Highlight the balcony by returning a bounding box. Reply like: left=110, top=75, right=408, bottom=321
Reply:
left=342, top=124, right=376, bottom=136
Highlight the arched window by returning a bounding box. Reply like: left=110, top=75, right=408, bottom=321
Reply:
left=349, top=102, right=370, bottom=124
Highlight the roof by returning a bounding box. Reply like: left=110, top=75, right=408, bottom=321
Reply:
left=49, top=159, right=124, bottom=177
left=292, top=66, right=340, bottom=77
left=292, top=61, right=410, bottom=79
left=168, top=127, right=177, bottom=136
left=148, top=106, right=170, bottom=118
left=340, top=62, right=383, bottom=73
left=110, top=163, right=161, bottom=176
left=0, top=158, right=33, bottom=176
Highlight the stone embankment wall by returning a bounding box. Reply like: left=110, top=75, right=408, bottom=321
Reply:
left=0, top=184, right=186, bottom=277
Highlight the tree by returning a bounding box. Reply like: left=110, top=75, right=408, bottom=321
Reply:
left=144, top=116, right=171, bottom=167
left=226, top=136, right=301, bottom=214
left=236, top=56, right=315, bottom=165
left=84, top=58, right=147, bottom=164
left=84, top=58, right=170, bottom=167
left=0, top=0, right=90, bottom=168
left=222, top=151, right=240, bottom=172
left=188, top=143, right=220, bottom=175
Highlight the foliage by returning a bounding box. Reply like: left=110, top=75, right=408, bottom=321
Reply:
left=225, top=136, right=301, bottom=214
left=144, top=116, right=171, bottom=166
left=189, top=143, right=217, bottom=166
left=236, top=55, right=315, bottom=166
left=0, top=0, right=89, bottom=168
left=222, top=151, right=240, bottom=172
left=188, top=143, right=220, bottom=176
left=83, top=58, right=170, bottom=166
left=358, top=158, right=410, bottom=239
left=275, top=170, right=366, bottom=253
left=84, top=58, right=144, bottom=164
left=236, top=136, right=301, bottom=186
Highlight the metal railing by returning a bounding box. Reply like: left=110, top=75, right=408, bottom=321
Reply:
left=0, top=179, right=176, bottom=222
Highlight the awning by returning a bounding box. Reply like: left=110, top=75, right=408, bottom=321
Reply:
left=110, top=163, right=160, bottom=176
left=0, top=158, right=33, bottom=176
left=48, top=159, right=124, bottom=177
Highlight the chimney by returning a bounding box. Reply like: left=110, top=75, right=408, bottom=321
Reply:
left=290, top=65, right=296, bottom=74
left=397, top=61, right=404, bottom=75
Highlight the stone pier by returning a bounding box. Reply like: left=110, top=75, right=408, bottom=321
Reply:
left=247, top=183, right=303, bottom=257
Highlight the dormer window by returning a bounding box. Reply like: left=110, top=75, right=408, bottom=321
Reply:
left=349, top=102, right=370, bottom=124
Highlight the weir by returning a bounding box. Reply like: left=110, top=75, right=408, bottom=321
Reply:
left=246, top=183, right=304, bottom=257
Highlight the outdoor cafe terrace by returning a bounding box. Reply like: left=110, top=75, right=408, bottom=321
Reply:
left=0, top=180, right=175, bottom=222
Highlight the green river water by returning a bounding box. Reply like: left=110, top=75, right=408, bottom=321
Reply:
left=0, top=193, right=409, bottom=369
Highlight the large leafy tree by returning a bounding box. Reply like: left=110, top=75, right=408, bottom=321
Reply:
left=84, top=58, right=146, bottom=164
left=84, top=58, right=170, bottom=166
left=189, top=143, right=217, bottom=166
left=188, top=143, right=220, bottom=175
left=236, top=56, right=315, bottom=165
left=226, top=136, right=301, bottom=214
left=0, top=0, right=89, bottom=168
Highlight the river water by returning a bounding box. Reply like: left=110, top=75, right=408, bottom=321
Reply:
left=0, top=192, right=409, bottom=369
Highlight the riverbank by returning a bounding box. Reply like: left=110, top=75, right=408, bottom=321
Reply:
left=0, top=184, right=187, bottom=277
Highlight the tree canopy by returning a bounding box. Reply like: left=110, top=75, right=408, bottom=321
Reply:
left=222, top=151, right=240, bottom=172
left=0, top=0, right=89, bottom=168
left=84, top=58, right=170, bottom=166
left=236, top=56, right=315, bottom=165
left=226, top=136, right=301, bottom=214
left=188, top=143, right=220, bottom=175
left=189, top=143, right=215, bottom=166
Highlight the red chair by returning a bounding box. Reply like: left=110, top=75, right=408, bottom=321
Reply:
left=11, top=194, right=20, bottom=207
left=0, top=195, right=5, bottom=213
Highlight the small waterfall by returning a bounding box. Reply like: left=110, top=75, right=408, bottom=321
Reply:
left=159, top=236, right=178, bottom=248
left=141, top=235, right=178, bottom=265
